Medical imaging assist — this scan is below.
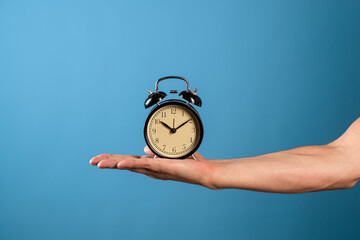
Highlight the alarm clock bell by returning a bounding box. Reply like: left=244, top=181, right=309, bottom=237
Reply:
left=144, top=76, right=202, bottom=108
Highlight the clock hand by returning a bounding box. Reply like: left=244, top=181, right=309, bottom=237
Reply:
left=160, top=121, right=172, bottom=131
left=175, top=119, right=191, bottom=130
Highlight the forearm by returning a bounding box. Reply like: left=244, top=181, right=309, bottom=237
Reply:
left=210, top=144, right=360, bottom=193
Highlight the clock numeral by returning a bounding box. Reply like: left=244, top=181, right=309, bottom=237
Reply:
left=151, top=128, right=156, bottom=134
left=154, top=119, right=160, bottom=124
left=155, top=138, right=159, bottom=143
left=191, top=127, right=195, bottom=133
left=182, top=144, right=186, bottom=151
left=182, top=111, right=184, bottom=116
left=161, top=112, right=166, bottom=118
left=171, top=108, right=176, bottom=114
left=189, top=119, right=193, bottom=123
left=162, top=145, right=166, bottom=151
left=190, top=137, right=193, bottom=143
left=172, top=147, right=176, bottom=153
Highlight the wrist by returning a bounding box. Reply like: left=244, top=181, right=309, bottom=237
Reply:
left=202, top=159, right=235, bottom=190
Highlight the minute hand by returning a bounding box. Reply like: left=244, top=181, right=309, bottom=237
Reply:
left=175, top=119, right=191, bottom=130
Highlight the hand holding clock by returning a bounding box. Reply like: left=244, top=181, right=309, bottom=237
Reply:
left=91, top=77, right=360, bottom=192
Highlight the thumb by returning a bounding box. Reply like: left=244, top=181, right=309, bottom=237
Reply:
left=144, top=145, right=205, bottom=160
left=144, top=145, right=155, bottom=156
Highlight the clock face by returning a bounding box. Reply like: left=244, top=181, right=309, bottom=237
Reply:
left=144, top=101, right=203, bottom=159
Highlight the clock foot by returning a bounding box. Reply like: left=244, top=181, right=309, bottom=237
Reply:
left=154, top=154, right=197, bottom=160
left=153, top=154, right=197, bottom=160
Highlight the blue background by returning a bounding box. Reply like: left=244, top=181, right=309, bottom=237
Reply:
left=1, top=0, right=360, bottom=239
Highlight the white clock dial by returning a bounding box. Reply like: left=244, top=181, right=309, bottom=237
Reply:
left=145, top=103, right=202, bottom=158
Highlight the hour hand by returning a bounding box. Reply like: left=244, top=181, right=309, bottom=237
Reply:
left=160, top=121, right=172, bottom=130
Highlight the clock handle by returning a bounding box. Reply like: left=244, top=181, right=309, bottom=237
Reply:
left=155, top=76, right=191, bottom=92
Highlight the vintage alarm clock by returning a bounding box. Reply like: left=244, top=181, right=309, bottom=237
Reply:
left=144, top=76, right=203, bottom=159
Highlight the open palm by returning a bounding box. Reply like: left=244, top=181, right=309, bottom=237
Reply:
left=89, top=146, right=217, bottom=188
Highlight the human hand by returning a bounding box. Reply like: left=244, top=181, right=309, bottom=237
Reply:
left=90, top=117, right=360, bottom=193
left=89, top=146, right=219, bottom=189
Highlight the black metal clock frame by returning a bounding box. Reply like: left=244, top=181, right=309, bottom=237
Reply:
left=144, top=99, right=204, bottom=159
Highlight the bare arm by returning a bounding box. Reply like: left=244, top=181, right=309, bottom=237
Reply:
left=90, top=117, right=360, bottom=193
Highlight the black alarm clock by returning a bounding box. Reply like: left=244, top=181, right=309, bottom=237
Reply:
left=144, top=76, right=203, bottom=159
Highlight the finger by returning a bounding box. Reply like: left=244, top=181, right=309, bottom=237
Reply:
left=144, top=146, right=155, bottom=157
left=97, top=159, right=119, bottom=169
left=90, top=153, right=113, bottom=165
left=117, top=158, right=175, bottom=174
left=90, top=153, right=140, bottom=165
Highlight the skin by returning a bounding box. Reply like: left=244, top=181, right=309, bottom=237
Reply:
left=89, top=117, right=360, bottom=193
